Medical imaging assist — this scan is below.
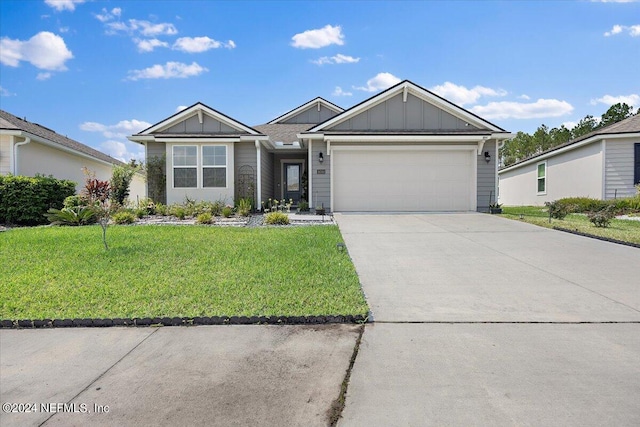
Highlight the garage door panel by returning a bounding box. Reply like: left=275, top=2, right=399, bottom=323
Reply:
left=333, top=149, right=474, bottom=212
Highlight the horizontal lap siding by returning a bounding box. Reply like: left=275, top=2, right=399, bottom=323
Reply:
left=605, top=139, right=638, bottom=199
left=477, top=140, right=496, bottom=211
left=261, top=145, right=273, bottom=202
left=312, top=141, right=330, bottom=210
left=0, top=134, right=11, bottom=174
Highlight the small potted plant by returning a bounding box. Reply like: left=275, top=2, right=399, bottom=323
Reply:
left=489, top=202, right=502, bottom=214
left=315, top=203, right=325, bottom=216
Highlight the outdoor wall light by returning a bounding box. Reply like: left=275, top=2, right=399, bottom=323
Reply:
left=319, top=152, right=324, bottom=163
left=484, top=151, right=491, bottom=163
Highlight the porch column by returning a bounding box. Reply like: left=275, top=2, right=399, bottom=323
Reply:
left=308, top=139, right=312, bottom=205
left=255, top=140, right=262, bottom=209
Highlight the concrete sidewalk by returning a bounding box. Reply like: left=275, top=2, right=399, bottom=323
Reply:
left=0, top=325, right=360, bottom=427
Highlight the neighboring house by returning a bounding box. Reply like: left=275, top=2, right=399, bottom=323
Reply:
left=0, top=109, right=145, bottom=200
left=498, top=114, right=640, bottom=206
left=128, top=80, right=512, bottom=212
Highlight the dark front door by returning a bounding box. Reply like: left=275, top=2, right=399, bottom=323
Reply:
left=635, top=143, right=640, bottom=185
left=284, top=163, right=301, bottom=204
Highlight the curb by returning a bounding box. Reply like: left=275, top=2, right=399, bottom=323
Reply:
left=553, top=226, right=640, bottom=249
left=0, top=315, right=369, bottom=329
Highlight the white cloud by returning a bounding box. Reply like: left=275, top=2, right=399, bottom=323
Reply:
left=519, top=94, right=531, bottom=100
left=44, top=0, right=85, bottom=12
left=175, top=105, right=188, bottom=112
left=604, top=24, right=640, bottom=36
left=590, top=93, right=640, bottom=106
left=429, top=82, right=508, bottom=106
left=471, top=99, right=574, bottom=119
left=291, top=24, right=344, bottom=49
left=353, top=72, right=401, bottom=92
left=311, top=53, right=360, bottom=65
left=126, top=61, right=208, bottom=80
left=106, top=19, right=178, bottom=37
left=172, top=36, right=236, bottom=53
left=59, top=27, right=69, bottom=33
left=332, top=86, right=352, bottom=97
left=94, top=7, right=122, bottom=23
left=80, top=119, right=152, bottom=140
left=592, top=0, right=639, bottom=3
left=0, top=31, right=73, bottom=71
left=0, top=86, right=14, bottom=96
left=135, top=38, right=169, bottom=53
left=36, top=72, right=52, bottom=80
left=101, top=140, right=145, bottom=163
left=561, top=121, right=578, bottom=129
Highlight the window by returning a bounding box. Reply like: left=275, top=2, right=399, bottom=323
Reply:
left=537, top=162, right=546, bottom=194
left=202, top=146, right=226, bottom=188
left=171, top=145, right=227, bottom=188
left=173, top=146, right=197, bottom=188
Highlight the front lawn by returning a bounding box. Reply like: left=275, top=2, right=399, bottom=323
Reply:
left=0, top=225, right=369, bottom=320
left=500, top=206, right=640, bottom=245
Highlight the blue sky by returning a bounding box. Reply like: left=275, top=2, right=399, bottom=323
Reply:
left=1, top=0, right=638, bottom=162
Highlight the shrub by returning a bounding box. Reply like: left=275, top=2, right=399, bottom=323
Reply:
left=137, top=198, right=156, bottom=215
left=587, top=205, right=617, bottom=228
left=610, top=196, right=640, bottom=213
left=155, top=203, right=168, bottom=216
left=110, top=164, right=139, bottom=205
left=171, top=205, right=186, bottom=220
left=545, top=200, right=571, bottom=220
left=63, top=195, right=86, bottom=209
left=556, top=197, right=608, bottom=213
left=112, top=210, right=136, bottom=224
left=196, top=212, right=213, bottom=224
left=222, top=205, right=234, bottom=218
left=0, top=174, right=76, bottom=225
left=45, top=206, right=96, bottom=226
left=298, top=199, right=309, bottom=212
left=237, top=198, right=252, bottom=216
left=264, top=211, right=289, bottom=225
left=134, top=208, right=147, bottom=219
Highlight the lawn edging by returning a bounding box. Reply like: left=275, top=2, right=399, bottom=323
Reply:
left=0, top=314, right=369, bottom=329
left=553, top=226, right=640, bottom=249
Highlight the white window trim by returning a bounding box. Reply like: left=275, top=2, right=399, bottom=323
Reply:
left=537, top=161, right=547, bottom=195
left=202, top=145, right=228, bottom=189
left=172, top=145, right=198, bottom=189
left=171, top=144, right=229, bottom=189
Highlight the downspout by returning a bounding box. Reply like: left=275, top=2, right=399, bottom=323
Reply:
left=13, top=136, right=31, bottom=175
left=255, top=140, right=262, bottom=210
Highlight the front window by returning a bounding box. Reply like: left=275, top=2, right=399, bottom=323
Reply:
left=173, top=146, right=197, bottom=188
left=537, top=162, right=546, bottom=194
left=202, top=146, right=226, bottom=188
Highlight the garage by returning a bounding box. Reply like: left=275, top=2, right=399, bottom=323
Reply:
left=332, top=147, right=476, bottom=212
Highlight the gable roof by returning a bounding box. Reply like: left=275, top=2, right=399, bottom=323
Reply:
left=499, top=114, right=640, bottom=172
left=306, top=80, right=507, bottom=134
left=136, top=102, right=264, bottom=136
left=267, top=97, right=343, bottom=125
left=0, top=109, right=123, bottom=166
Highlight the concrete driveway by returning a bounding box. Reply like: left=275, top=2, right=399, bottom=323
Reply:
left=0, top=325, right=360, bottom=427
left=335, top=213, right=640, bottom=426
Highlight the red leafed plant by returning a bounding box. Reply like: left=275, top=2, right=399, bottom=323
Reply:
left=82, top=168, right=114, bottom=250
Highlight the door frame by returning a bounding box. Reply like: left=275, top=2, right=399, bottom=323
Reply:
left=279, top=159, right=306, bottom=201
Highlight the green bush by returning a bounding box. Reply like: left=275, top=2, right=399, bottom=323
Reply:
left=45, top=206, right=96, bottom=226
left=298, top=199, right=309, bottom=212
left=63, top=195, right=87, bottom=209
left=110, top=164, right=138, bottom=205
left=610, top=196, right=640, bottom=213
left=112, top=210, right=136, bottom=224
left=222, top=205, right=234, bottom=218
left=170, top=205, right=186, bottom=220
left=196, top=212, right=213, bottom=224
left=587, top=205, right=617, bottom=228
left=155, top=203, right=168, bottom=216
left=264, top=211, right=289, bottom=225
left=545, top=200, right=571, bottom=220
left=237, top=198, right=252, bottom=216
left=0, top=174, right=76, bottom=225
left=556, top=197, right=608, bottom=213
left=134, top=208, right=147, bottom=219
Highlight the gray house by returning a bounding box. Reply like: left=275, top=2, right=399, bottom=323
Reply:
left=499, top=114, right=640, bottom=206
left=128, top=80, right=511, bottom=212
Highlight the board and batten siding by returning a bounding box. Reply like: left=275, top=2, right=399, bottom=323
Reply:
left=499, top=141, right=603, bottom=206
left=234, top=141, right=257, bottom=200
left=477, top=140, right=496, bottom=210
left=329, top=93, right=478, bottom=131
left=260, top=145, right=274, bottom=202
left=312, top=141, right=330, bottom=210
left=0, top=134, right=11, bottom=174
left=282, top=104, right=339, bottom=124
left=605, top=137, right=639, bottom=199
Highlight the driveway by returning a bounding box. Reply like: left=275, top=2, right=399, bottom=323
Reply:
left=335, top=213, right=640, bottom=426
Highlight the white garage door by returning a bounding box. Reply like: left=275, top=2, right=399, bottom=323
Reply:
left=333, top=149, right=475, bottom=212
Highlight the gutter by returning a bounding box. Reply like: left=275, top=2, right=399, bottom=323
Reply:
left=12, top=136, right=31, bottom=174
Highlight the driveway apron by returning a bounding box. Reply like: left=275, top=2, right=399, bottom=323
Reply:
left=335, top=213, right=640, bottom=426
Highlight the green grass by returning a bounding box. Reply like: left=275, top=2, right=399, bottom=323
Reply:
left=0, top=225, right=369, bottom=320
left=500, top=206, right=640, bottom=245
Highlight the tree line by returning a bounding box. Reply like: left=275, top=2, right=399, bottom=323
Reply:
left=500, top=103, right=638, bottom=167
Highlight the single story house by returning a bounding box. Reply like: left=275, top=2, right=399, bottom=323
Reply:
left=128, top=80, right=512, bottom=212
left=498, top=114, right=640, bottom=206
left=0, top=109, right=145, bottom=200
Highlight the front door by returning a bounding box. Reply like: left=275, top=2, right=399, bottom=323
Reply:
left=284, top=163, right=301, bottom=204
